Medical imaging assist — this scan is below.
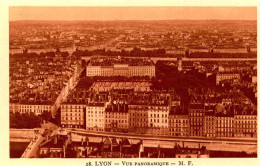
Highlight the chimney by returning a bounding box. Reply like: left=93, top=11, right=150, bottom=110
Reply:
left=85, top=137, right=89, bottom=146
left=119, top=141, right=122, bottom=157
left=54, top=135, right=57, bottom=144
left=139, top=140, right=143, bottom=158
left=63, top=144, right=66, bottom=158
left=110, top=139, right=113, bottom=152
left=81, top=138, right=84, bottom=146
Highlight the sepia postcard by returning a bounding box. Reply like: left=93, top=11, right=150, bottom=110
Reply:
left=0, top=1, right=260, bottom=166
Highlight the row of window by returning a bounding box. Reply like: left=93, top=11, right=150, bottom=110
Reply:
left=216, top=124, right=233, bottom=128
left=62, top=113, right=83, bottom=116
left=62, top=109, right=83, bottom=112
left=150, top=119, right=168, bottom=123
left=87, top=115, right=104, bottom=118
left=106, top=112, right=128, bottom=115
left=105, top=119, right=128, bottom=123
left=61, top=105, right=85, bottom=109
left=234, top=125, right=257, bottom=129
left=87, top=111, right=104, bottom=114
left=86, top=119, right=104, bottom=122
left=86, top=128, right=104, bottom=131
left=62, top=117, right=84, bottom=121
left=169, top=119, right=188, bottom=123
left=105, top=124, right=128, bottom=128
left=216, top=129, right=233, bottom=132
left=86, top=123, right=104, bottom=127
left=170, top=124, right=189, bottom=127
left=87, top=107, right=104, bottom=111
left=149, top=114, right=168, bottom=118
left=169, top=133, right=188, bottom=136
left=235, top=116, right=257, bottom=120
left=129, top=106, right=168, bottom=110
left=19, top=109, right=50, bottom=114
left=87, top=69, right=155, bottom=76
left=234, top=121, right=257, bottom=124
left=170, top=128, right=188, bottom=132
left=235, top=129, right=257, bottom=133
left=20, top=105, right=51, bottom=109
left=189, top=113, right=204, bottom=116
left=105, top=115, right=127, bottom=118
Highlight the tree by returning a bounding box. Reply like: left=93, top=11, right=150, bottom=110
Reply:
left=42, top=111, right=52, bottom=122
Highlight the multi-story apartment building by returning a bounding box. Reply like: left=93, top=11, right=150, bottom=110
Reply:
left=101, top=66, right=114, bottom=76
left=234, top=113, right=257, bottom=138
left=189, top=104, right=205, bottom=137
left=86, top=65, right=155, bottom=77
left=218, top=64, right=252, bottom=73
left=169, top=110, right=189, bottom=137
left=85, top=66, right=101, bottom=76
left=86, top=57, right=155, bottom=78
left=60, top=102, right=86, bottom=128
left=129, top=66, right=155, bottom=77
left=215, top=115, right=234, bottom=137
left=85, top=103, right=106, bottom=132
left=204, top=112, right=216, bottom=138
left=113, top=64, right=129, bottom=76
left=128, top=104, right=149, bottom=134
left=147, top=104, right=169, bottom=136
left=18, top=101, right=53, bottom=116
left=105, top=103, right=129, bottom=132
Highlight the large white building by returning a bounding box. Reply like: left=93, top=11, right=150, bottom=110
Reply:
left=147, top=104, right=169, bottom=136
left=86, top=64, right=155, bottom=77
left=86, top=66, right=102, bottom=76
left=17, top=102, right=53, bottom=116
left=85, top=103, right=106, bottom=131
left=216, top=72, right=240, bottom=85
left=147, top=105, right=169, bottom=128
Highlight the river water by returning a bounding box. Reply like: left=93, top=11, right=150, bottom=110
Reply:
left=10, top=142, right=29, bottom=158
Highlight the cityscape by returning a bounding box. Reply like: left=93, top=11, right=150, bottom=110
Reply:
left=9, top=7, right=257, bottom=159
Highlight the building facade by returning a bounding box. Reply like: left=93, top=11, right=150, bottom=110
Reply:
left=234, top=114, right=257, bottom=138
left=215, top=116, right=234, bottom=137
left=18, top=103, right=52, bottom=116
left=189, top=104, right=205, bottom=137
left=169, top=114, right=189, bottom=137
left=85, top=103, right=106, bottom=131
left=147, top=104, right=169, bottom=136
left=86, top=64, right=155, bottom=77
left=60, top=103, right=86, bottom=128
left=216, top=72, right=240, bottom=85
left=128, top=104, right=149, bottom=134
left=204, top=114, right=216, bottom=137
left=105, top=103, right=129, bottom=132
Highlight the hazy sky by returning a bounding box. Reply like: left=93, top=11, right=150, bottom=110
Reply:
left=9, top=7, right=257, bottom=21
